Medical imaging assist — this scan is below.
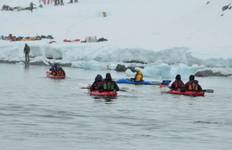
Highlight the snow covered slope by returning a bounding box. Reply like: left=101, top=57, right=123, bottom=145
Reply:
left=0, top=0, right=232, bottom=77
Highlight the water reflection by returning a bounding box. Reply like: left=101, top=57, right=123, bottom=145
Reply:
left=24, top=63, right=30, bottom=70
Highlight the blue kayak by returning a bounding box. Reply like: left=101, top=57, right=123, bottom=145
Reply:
left=116, top=79, right=171, bottom=85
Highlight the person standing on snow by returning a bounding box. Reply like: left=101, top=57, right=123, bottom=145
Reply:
left=24, top=44, right=30, bottom=64
left=54, top=0, right=59, bottom=5
left=69, top=0, right=78, bottom=3
left=29, top=2, right=35, bottom=12
left=60, top=0, right=64, bottom=5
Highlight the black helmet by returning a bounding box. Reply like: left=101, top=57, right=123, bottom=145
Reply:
left=175, top=74, right=181, bottom=80
left=189, top=75, right=195, bottom=81
left=95, top=74, right=103, bottom=82
left=105, top=73, right=112, bottom=81
left=54, top=63, right=60, bottom=66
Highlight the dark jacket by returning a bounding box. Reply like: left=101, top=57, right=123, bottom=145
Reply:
left=24, top=44, right=30, bottom=54
left=90, top=74, right=104, bottom=91
left=90, top=81, right=104, bottom=91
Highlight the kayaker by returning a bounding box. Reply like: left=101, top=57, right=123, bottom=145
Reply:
left=103, top=73, right=119, bottom=91
left=170, top=74, right=185, bottom=91
left=49, top=63, right=57, bottom=71
left=185, top=75, right=202, bottom=92
left=57, top=65, right=65, bottom=76
left=90, top=74, right=104, bottom=91
left=134, top=70, right=143, bottom=82
left=49, top=64, right=58, bottom=75
left=49, top=64, right=65, bottom=76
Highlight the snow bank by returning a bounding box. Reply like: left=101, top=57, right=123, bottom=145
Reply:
left=0, top=0, right=232, bottom=78
left=0, top=40, right=231, bottom=79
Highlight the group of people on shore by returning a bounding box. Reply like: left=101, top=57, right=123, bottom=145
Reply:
left=1, top=34, right=54, bottom=42
left=1, top=2, right=36, bottom=12
left=1, top=0, right=78, bottom=13
left=40, top=0, right=78, bottom=6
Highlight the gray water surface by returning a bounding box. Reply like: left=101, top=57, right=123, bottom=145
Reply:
left=0, top=64, right=232, bottom=150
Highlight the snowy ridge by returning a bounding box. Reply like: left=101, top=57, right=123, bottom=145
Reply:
left=1, top=0, right=232, bottom=56
left=1, top=42, right=231, bottom=66
left=0, top=0, right=232, bottom=78
left=0, top=41, right=232, bottom=78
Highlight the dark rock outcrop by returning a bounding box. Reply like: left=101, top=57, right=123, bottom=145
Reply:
left=97, top=37, right=108, bottom=42
left=127, top=66, right=136, bottom=72
left=123, top=60, right=147, bottom=64
left=115, top=64, right=145, bottom=72
left=222, top=4, right=231, bottom=11
left=115, top=64, right=127, bottom=72
left=195, top=70, right=232, bottom=77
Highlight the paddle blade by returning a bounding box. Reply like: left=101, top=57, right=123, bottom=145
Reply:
left=119, top=87, right=128, bottom=92
left=161, top=80, right=171, bottom=86
left=160, top=84, right=168, bottom=88
left=203, top=89, right=214, bottom=93
left=80, top=85, right=90, bottom=89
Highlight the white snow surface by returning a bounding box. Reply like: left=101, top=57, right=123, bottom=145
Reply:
left=0, top=0, right=232, bottom=77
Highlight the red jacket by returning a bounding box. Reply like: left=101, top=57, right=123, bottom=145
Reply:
left=185, top=80, right=202, bottom=92
left=170, top=80, right=184, bottom=90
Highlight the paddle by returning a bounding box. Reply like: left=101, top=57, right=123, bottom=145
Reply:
left=160, top=80, right=172, bottom=85
left=119, top=87, right=128, bottom=92
left=80, top=86, right=90, bottom=89
left=203, top=89, right=214, bottom=93
left=80, top=86, right=128, bottom=92
left=159, top=80, right=172, bottom=88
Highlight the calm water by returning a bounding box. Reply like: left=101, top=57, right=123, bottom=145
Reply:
left=0, top=64, right=232, bottom=150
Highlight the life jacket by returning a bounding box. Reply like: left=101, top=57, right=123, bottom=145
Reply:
left=51, top=71, right=56, bottom=75
left=174, top=82, right=179, bottom=89
left=135, top=72, right=143, bottom=82
left=56, top=71, right=59, bottom=76
left=173, top=81, right=184, bottom=89
left=187, top=81, right=199, bottom=91
left=103, top=81, right=115, bottom=91
left=58, top=70, right=65, bottom=76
